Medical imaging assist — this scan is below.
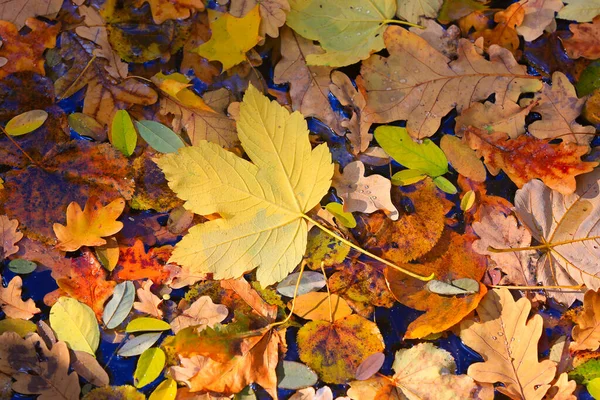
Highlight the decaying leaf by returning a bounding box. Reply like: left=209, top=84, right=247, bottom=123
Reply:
left=0, top=0, right=62, bottom=29
left=360, top=26, right=540, bottom=139
left=516, top=0, right=563, bottom=42
left=171, top=296, right=228, bottom=333
left=0, top=215, right=23, bottom=260
left=460, top=288, right=557, bottom=400
left=0, top=275, right=40, bottom=320
left=291, top=292, right=353, bottom=321
left=230, top=0, right=290, bottom=38
left=571, top=289, right=600, bottom=352
left=440, top=135, right=487, bottom=182
left=112, top=240, right=172, bottom=285
left=396, top=0, right=443, bottom=23
left=133, top=280, right=164, bottom=319
left=134, top=0, right=204, bottom=24
left=157, top=85, right=333, bottom=287
left=562, top=16, right=600, bottom=60
left=409, top=18, right=461, bottom=59
left=472, top=2, right=525, bottom=56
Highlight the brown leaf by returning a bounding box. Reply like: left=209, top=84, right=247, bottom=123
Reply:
left=332, top=161, right=398, bottom=220
left=0, top=0, right=63, bottom=29
left=562, top=16, right=600, bottom=60
left=71, top=350, right=110, bottom=387
left=361, top=26, right=540, bottom=139
left=464, top=127, right=597, bottom=195
left=545, top=373, right=577, bottom=400
left=460, top=288, right=557, bottom=400
left=0, top=215, right=22, bottom=260
left=291, top=292, right=353, bottom=322
left=571, top=289, right=600, bottom=352
left=472, top=2, right=525, bottom=56
left=440, top=135, right=486, bottom=182
left=220, top=277, right=277, bottom=322
left=386, top=230, right=488, bottom=339
left=0, top=275, right=40, bottom=319
left=133, top=280, right=163, bottom=319
left=409, top=19, right=460, bottom=59
left=171, top=296, right=228, bottom=334
left=273, top=27, right=344, bottom=134
left=180, top=14, right=220, bottom=83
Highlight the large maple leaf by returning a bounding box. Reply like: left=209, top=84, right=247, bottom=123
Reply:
left=157, top=85, right=333, bottom=287
left=360, top=26, right=541, bottom=139
left=515, top=168, right=600, bottom=305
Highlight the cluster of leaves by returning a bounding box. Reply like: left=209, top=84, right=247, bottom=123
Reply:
left=3, top=0, right=600, bottom=399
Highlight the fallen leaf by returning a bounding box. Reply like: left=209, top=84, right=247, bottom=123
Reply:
left=557, top=0, right=600, bottom=22
left=360, top=26, right=540, bottom=139
left=53, top=196, right=125, bottom=252
left=171, top=296, right=228, bottom=333
left=291, top=292, right=353, bottom=321
left=50, top=297, right=100, bottom=355
left=286, top=0, right=396, bottom=67
left=71, top=350, right=110, bottom=387
left=220, top=277, right=278, bottom=322
left=0, top=215, right=23, bottom=260
left=230, top=0, right=290, bottom=38
left=464, top=127, right=597, bottom=195
left=82, top=385, right=144, bottom=400
left=133, top=280, right=163, bottom=319
left=0, top=275, right=40, bottom=319
left=460, top=288, right=557, bottom=400
left=0, top=0, right=62, bottom=29
left=297, top=314, right=384, bottom=384
left=440, top=135, right=487, bottom=182
left=134, top=347, right=165, bottom=388
left=304, top=228, right=350, bottom=271
left=472, top=2, right=525, bottom=56
left=409, top=18, right=461, bottom=59
left=103, top=281, right=135, bottom=330
left=194, top=7, right=261, bottom=71
left=385, top=230, right=488, bottom=339
left=545, top=373, right=577, bottom=400
left=437, top=0, right=488, bottom=24
left=0, top=18, right=60, bottom=80
left=5, top=109, right=48, bottom=137
left=134, top=0, right=204, bottom=24
left=180, top=13, right=221, bottom=83
left=0, top=332, right=80, bottom=399
left=571, top=289, right=600, bottom=352
left=516, top=0, right=563, bottom=42
left=156, top=85, right=333, bottom=287
left=112, top=240, right=172, bottom=285
left=332, top=161, right=399, bottom=220
left=396, top=0, right=443, bottom=23
left=273, top=27, right=344, bottom=134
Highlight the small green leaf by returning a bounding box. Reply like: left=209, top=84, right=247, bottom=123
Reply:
left=50, top=297, right=100, bottom=355
left=68, top=113, right=105, bottom=141
left=589, top=377, right=600, bottom=399
left=103, top=281, right=135, bottom=329
left=460, top=190, right=476, bottom=211
left=391, top=169, right=427, bottom=186
left=375, top=126, right=448, bottom=177
left=5, top=110, right=48, bottom=136
left=149, top=378, right=177, bottom=400
left=577, top=61, right=600, bottom=97
left=7, top=259, right=37, bottom=274
left=135, top=120, right=185, bottom=154
left=277, top=360, right=318, bottom=389
left=570, top=358, right=600, bottom=384
left=433, top=176, right=457, bottom=194
left=118, top=332, right=162, bottom=357
left=111, top=110, right=137, bottom=156
left=325, top=202, right=357, bottom=228
left=126, top=317, right=171, bottom=333
left=134, top=347, right=166, bottom=388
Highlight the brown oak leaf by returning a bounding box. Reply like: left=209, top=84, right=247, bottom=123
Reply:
left=516, top=0, right=563, bottom=42
left=133, top=280, right=163, bottom=319
left=571, top=289, right=600, bottom=352
left=0, top=275, right=40, bottom=320
left=0, top=215, right=22, bottom=260
left=171, top=296, right=228, bottom=333
left=562, top=16, right=600, bottom=60
left=0, top=0, right=63, bottom=29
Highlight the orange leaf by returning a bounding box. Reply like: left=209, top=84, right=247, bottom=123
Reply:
left=464, top=127, right=597, bottom=195
left=134, top=0, right=204, bottom=24
left=571, top=289, right=600, bottom=352
left=112, top=239, right=172, bottom=285
left=291, top=292, right=353, bottom=322
left=0, top=18, right=60, bottom=80
left=385, top=230, right=488, bottom=339
left=53, top=196, right=125, bottom=252
left=0, top=215, right=23, bottom=260
left=50, top=250, right=116, bottom=320
left=0, top=275, right=40, bottom=319
left=472, top=2, right=525, bottom=56
left=562, top=16, right=600, bottom=60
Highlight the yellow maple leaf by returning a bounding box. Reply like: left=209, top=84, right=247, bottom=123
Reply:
left=156, top=85, right=334, bottom=287
left=194, top=6, right=261, bottom=71
left=53, top=196, right=125, bottom=252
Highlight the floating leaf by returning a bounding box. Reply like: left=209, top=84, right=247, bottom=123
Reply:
left=102, top=281, right=135, bottom=329
left=10, top=259, right=41, bottom=275
left=149, top=378, right=177, bottom=400
left=291, top=292, right=353, bottom=322
left=82, top=385, right=145, bottom=400
left=325, top=202, right=357, bottom=228
left=135, top=120, right=185, bottom=154
left=0, top=215, right=23, bottom=260
left=112, top=239, right=172, bottom=285
left=5, top=109, right=48, bottom=136
left=426, top=278, right=480, bottom=296
left=355, top=352, right=385, bottom=381
left=126, top=317, right=171, bottom=333
left=134, top=347, right=166, bottom=388
left=277, top=361, right=318, bottom=390
left=277, top=271, right=327, bottom=297
left=133, top=280, right=163, bottom=319
left=557, top=0, right=600, bottom=22
left=571, top=289, right=600, bottom=352
left=170, top=296, right=228, bottom=334
left=118, top=332, right=162, bottom=357
left=111, top=110, right=137, bottom=157
left=50, top=297, right=100, bottom=355
left=0, top=275, right=40, bottom=319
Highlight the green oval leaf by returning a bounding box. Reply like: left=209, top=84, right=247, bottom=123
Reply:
left=50, top=297, right=99, bottom=355
left=134, top=347, right=166, bottom=388
left=149, top=378, right=177, bottom=400
left=433, top=176, right=458, bottom=194
left=277, top=360, right=318, bottom=389
left=391, top=169, right=427, bottom=186
left=0, top=318, right=37, bottom=337
left=5, top=110, right=48, bottom=136
left=111, top=110, right=137, bottom=156
left=68, top=112, right=105, bottom=141
left=460, top=190, right=476, bottom=212
left=7, top=259, right=37, bottom=274
left=325, top=202, right=357, bottom=228
left=103, top=281, right=135, bottom=329
left=126, top=317, right=171, bottom=333
left=374, top=126, right=448, bottom=177
left=135, top=120, right=185, bottom=154
left=118, top=332, right=162, bottom=357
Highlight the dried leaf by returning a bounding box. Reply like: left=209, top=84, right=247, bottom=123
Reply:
left=516, top=0, right=563, bottom=42
left=460, top=288, right=557, bottom=400
left=472, top=2, right=525, bottom=56
left=133, top=280, right=164, bottom=319
left=83, top=385, right=144, bottom=400
left=396, top=0, right=443, bottom=23
left=0, top=215, right=22, bottom=260
left=0, top=275, right=40, bottom=319
left=545, top=373, right=577, bottom=400
left=0, top=0, right=62, bottom=29
left=571, top=289, right=600, bottom=351
left=171, top=296, right=228, bottom=333
left=409, top=19, right=461, bottom=59
left=440, top=135, right=486, bottom=182
left=71, top=350, right=110, bottom=387
left=557, top=0, right=600, bottom=22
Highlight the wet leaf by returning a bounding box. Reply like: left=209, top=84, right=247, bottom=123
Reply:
left=516, top=0, right=564, bottom=42
left=50, top=297, right=99, bottom=355
left=0, top=318, right=36, bottom=337
left=0, top=275, right=40, bottom=319
left=297, top=314, right=385, bottom=383
left=103, top=281, right=135, bottom=329
left=134, top=0, right=204, bottom=24
left=571, top=289, right=600, bottom=351
left=230, top=0, right=290, bottom=38
left=440, top=135, right=486, bottom=183
left=277, top=360, right=318, bottom=390
left=354, top=352, right=384, bottom=381
left=277, top=271, right=327, bottom=297
left=0, top=0, right=62, bottom=29
left=304, top=228, right=350, bottom=270
left=68, top=113, right=106, bottom=141
left=0, top=215, right=22, bottom=260
left=134, top=347, right=165, bottom=388
left=112, top=239, right=172, bottom=285
left=71, top=350, right=110, bottom=387
left=397, top=0, right=442, bottom=23
left=118, top=332, right=162, bottom=357
left=135, top=120, right=185, bottom=153
left=82, top=385, right=144, bottom=400
left=472, top=2, right=524, bottom=56
left=291, top=292, right=353, bottom=321
left=149, top=378, right=177, bottom=400
left=5, top=109, right=48, bottom=136
left=133, top=280, right=163, bottom=319
left=171, top=296, right=228, bottom=333
left=557, top=0, right=600, bottom=22
left=126, top=317, right=171, bottom=333
left=111, top=110, right=137, bottom=156
left=325, top=202, right=357, bottom=228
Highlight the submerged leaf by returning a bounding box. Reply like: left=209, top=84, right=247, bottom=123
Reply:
left=5, top=110, right=48, bottom=136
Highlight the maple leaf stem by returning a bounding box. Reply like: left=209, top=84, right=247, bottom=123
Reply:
left=489, top=284, right=586, bottom=291
left=320, top=261, right=334, bottom=324
left=302, top=214, right=435, bottom=281
left=381, top=19, right=424, bottom=29
left=0, top=126, right=41, bottom=167
left=269, top=260, right=306, bottom=329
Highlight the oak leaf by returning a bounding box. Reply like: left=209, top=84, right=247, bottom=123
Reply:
left=230, top=0, right=290, bottom=38
left=408, top=19, right=460, bottom=59
left=515, top=168, right=600, bottom=305
left=464, top=127, right=597, bottom=195
left=133, top=280, right=163, bottom=319
left=0, top=18, right=60, bottom=80
left=571, top=289, right=600, bottom=351
left=0, top=333, right=80, bottom=400
left=0, top=0, right=62, bottom=29
left=53, top=196, right=125, bottom=252
left=386, top=230, right=488, bottom=339
left=0, top=275, right=40, bottom=320
left=360, top=26, right=540, bottom=139
left=545, top=373, right=577, bottom=400
left=134, top=0, right=204, bottom=24
left=194, top=7, right=261, bottom=71
left=332, top=161, right=398, bottom=220
left=112, top=240, right=172, bottom=285
left=516, top=0, right=563, bottom=42
left=563, top=17, right=600, bottom=61
left=171, top=296, right=228, bottom=333
left=156, top=85, right=333, bottom=287
left=0, top=215, right=22, bottom=260
left=472, top=2, right=525, bottom=56
left=460, top=288, right=556, bottom=400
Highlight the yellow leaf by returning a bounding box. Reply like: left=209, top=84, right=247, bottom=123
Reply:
left=157, top=85, right=333, bottom=287
left=53, top=196, right=125, bottom=252
left=291, top=292, right=353, bottom=321
left=194, top=7, right=261, bottom=71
